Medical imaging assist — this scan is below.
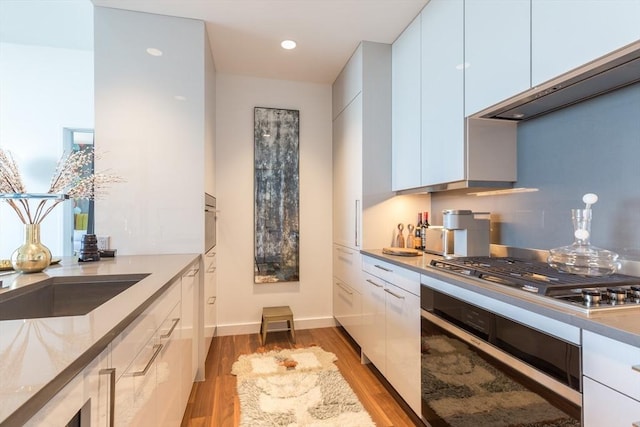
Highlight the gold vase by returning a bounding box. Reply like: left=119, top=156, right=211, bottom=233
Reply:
left=11, top=223, right=52, bottom=273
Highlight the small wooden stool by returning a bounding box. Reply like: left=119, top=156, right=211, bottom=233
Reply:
left=260, top=306, right=296, bottom=344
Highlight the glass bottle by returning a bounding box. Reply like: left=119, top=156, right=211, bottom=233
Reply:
left=548, top=209, right=621, bottom=276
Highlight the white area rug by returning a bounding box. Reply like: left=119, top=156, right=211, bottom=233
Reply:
left=231, top=346, right=375, bottom=427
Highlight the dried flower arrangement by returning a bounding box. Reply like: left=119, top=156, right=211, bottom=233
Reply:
left=0, top=148, right=122, bottom=224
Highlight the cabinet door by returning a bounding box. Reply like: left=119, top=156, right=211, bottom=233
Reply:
left=333, top=244, right=362, bottom=293
left=115, top=336, right=161, bottom=426
left=181, top=265, right=199, bottom=386
left=332, top=94, right=363, bottom=249
left=384, top=283, right=421, bottom=415
left=421, top=0, right=464, bottom=186
left=332, top=44, right=363, bottom=119
left=85, top=347, right=111, bottom=427
left=464, top=0, right=530, bottom=116
left=583, top=377, right=640, bottom=427
left=332, top=278, right=363, bottom=344
left=361, top=272, right=387, bottom=374
left=532, top=0, right=640, bottom=86
left=582, top=330, right=640, bottom=401
left=392, top=14, right=422, bottom=191
left=203, top=249, right=217, bottom=353
left=156, top=302, right=183, bottom=426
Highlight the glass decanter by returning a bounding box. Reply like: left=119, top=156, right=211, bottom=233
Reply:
left=548, top=208, right=621, bottom=276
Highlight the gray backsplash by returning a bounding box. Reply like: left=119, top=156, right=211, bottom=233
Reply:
left=431, top=82, right=640, bottom=260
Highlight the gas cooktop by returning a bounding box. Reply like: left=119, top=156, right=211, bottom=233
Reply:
left=430, top=256, right=640, bottom=312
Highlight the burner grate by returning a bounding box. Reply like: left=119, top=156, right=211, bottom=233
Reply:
left=430, top=257, right=640, bottom=295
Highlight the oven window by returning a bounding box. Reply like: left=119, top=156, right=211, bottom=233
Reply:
left=421, top=318, right=581, bottom=426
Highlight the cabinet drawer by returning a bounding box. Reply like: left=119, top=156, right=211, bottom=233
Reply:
left=333, top=244, right=362, bottom=291
left=362, top=256, right=420, bottom=296
left=583, top=330, right=640, bottom=401
left=111, top=279, right=180, bottom=381
left=583, top=376, right=640, bottom=427
left=333, top=278, right=362, bottom=343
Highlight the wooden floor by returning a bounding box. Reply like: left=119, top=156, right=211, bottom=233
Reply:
left=181, top=326, right=423, bottom=427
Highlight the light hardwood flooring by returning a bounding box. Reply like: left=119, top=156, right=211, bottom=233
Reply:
left=180, top=326, right=423, bottom=427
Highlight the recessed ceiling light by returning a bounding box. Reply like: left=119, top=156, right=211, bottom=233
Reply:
left=146, top=48, right=163, bottom=57
left=280, top=40, right=297, bottom=50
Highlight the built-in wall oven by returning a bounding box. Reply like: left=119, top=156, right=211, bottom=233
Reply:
left=420, top=275, right=581, bottom=426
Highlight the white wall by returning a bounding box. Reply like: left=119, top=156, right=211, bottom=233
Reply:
left=215, top=73, right=333, bottom=335
left=94, top=7, right=207, bottom=254
left=0, top=42, right=93, bottom=257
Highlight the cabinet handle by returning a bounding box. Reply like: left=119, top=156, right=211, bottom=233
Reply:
left=632, top=365, right=640, bottom=373
left=337, top=282, right=353, bottom=295
left=208, top=296, right=216, bottom=304
left=337, top=247, right=354, bottom=255
left=206, top=252, right=216, bottom=257
left=207, top=265, right=217, bottom=273
left=366, top=279, right=383, bottom=288
left=185, top=268, right=200, bottom=277
left=160, top=318, right=180, bottom=339
left=126, top=344, right=163, bottom=377
left=384, top=288, right=405, bottom=299
left=99, top=368, right=116, bottom=427
left=355, top=199, right=360, bottom=247
left=374, top=264, right=392, bottom=272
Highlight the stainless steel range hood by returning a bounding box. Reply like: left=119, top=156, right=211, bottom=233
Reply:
left=473, top=40, right=640, bottom=121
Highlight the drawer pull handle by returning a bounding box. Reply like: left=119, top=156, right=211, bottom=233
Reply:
left=126, top=344, right=163, bottom=377
left=632, top=365, right=640, bottom=373
left=374, top=264, right=392, bottom=272
left=366, top=279, right=383, bottom=288
left=337, top=282, right=353, bottom=295
left=384, top=288, right=404, bottom=299
left=337, top=247, right=354, bottom=255
left=207, top=265, right=217, bottom=273
left=160, top=318, right=180, bottom=339
left=206, top=252, right=216, bottom=257
left=99, top=368, right=116, bottom=427
left=185, top=268, right=200, bottom=277
left=208, top=296, right=217, bottom=305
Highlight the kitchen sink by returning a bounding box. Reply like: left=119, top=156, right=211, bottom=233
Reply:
left=0, top=274, right=149, bottom=321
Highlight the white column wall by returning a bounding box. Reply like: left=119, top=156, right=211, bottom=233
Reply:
left=94, top=7, right=206, bottom=254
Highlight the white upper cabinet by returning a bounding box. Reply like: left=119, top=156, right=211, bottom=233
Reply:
left=420, top=0, right=465, bottom=186
left=332, top=47, right=363, bottom=119
left=531, top=0, right=640, bottom=86
left=464, top=0, right=531, bottom=116
left=392, top=15, right=422, bottom=191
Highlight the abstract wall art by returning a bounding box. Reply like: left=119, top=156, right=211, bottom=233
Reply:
left=254, top=107, right=300, bottom=283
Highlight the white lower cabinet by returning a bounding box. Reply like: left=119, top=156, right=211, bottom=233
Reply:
left=203, top=249, right=217, bottom=355
left=583, top=377, right=640, bottom=427
left=361, top=256, right=421, bottom=416
left=181, top=263, right=200, bottom=401
left=333, top=278, right=363, bottom=344
left=582, top=330, right=640, bottom=427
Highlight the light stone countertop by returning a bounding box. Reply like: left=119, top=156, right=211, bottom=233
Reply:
left=362, top=249, right=640, bottom=348
left=0, top=253, right=199, bottom=426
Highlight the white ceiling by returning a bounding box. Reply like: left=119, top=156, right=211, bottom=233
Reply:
left=91, top=0, right=428, bottom=84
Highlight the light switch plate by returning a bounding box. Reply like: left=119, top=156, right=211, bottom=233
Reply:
left=97, top=236, right=110, bottom=250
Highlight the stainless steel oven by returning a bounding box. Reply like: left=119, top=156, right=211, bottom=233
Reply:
left=420, top=279, right=581, bottom=426
left=205, top=193, right=216, bottom=252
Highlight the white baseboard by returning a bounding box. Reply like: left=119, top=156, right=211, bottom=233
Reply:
left=216, top=316, right=337, bottom=337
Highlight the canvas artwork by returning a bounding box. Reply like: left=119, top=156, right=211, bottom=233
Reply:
left=254, top=107, right=300, bottom=283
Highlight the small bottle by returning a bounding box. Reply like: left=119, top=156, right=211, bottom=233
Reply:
left=415, top=213, right=423, bottom=250
left=421, top=212, right=430, bottom=250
